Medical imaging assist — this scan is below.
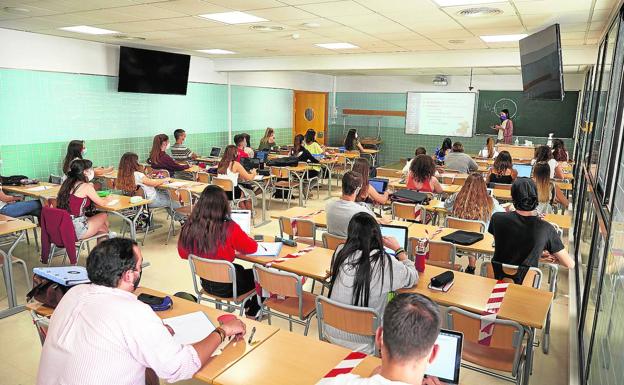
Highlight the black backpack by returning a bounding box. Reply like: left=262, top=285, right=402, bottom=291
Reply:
left=266, top=156, right=299, bottom=168
left=390, top=189, right=430, bottom=204
left=1, top=175, right=30, bottom=186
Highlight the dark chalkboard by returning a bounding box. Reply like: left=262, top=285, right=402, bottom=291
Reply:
left=475, top=90, right=579, bottom=138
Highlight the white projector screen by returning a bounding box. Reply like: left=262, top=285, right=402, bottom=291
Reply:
left=405, top=92, right=477, bottom=137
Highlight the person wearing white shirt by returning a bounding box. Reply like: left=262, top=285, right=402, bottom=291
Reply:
left=531, top=145, right=563, bottom=179
left=37, top=238, right=246, bottom=385
left=402, top=147, right=427, bottom=175
left=317, top=293, right=446, bottom=385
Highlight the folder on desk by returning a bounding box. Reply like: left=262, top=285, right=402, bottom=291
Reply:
left=33, top=266, right=90, bottom=286
left=248, top=242, right=282, bottom=257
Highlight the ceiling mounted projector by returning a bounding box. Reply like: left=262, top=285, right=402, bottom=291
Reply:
left=433, top=75, right=448, bottom=86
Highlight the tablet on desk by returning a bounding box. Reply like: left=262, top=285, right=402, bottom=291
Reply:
left=231, top=210, right=252, bottom=235
left=514, top=164, right=532, bottom=178
left=379, top=224, right=408, bottom=256
left=369, top=178, right=389, bottom=194
left=425, top=329, right=463, bottom=384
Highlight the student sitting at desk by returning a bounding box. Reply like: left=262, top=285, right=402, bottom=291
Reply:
left=488, top=178, right=574, bottom=283
left=116, top=152, right=180, bottom=212
left=326, top=171, right=374, bottom=237
left=326, top=212, right=417, bottom=353
left=258, top=127, right=277, bottom=151
left=434, top=137, right=452, bottom=165
left=37, top=238, right=246, bottom=385
left=478, top=137, right=498, bottom=159
left=62, top=140, right=113, bottom=177
left=402, top=147, right=427, bottom=175
left=0, top=187, right=42, bottom=218
left=170, top=129, right=197, bottom=162
left=353, top=157, right=389, bottom=205
left=319, top=293, right=445, bottom=385
left=552, top=138, right=570, bottom=169
left=147, top=134, right=189, bottom=177
left=345, top=128, right=365, bottom=152
left=531, top=145, right=564, bottom=179
left=241, top=133, right=255, bottom=158
left=444, top=174, right=504, bottom=274
left=290, top=134, right=321, bottom=178
left=443, top=142, right=478, bottom=174
left=57, top=159, right=112, bottom=241
left=217, top=145, right=255, bottom=210
left=234, top=134, right=250, bottom=162
left=533, top=162, right=569, bottom=215
left=486, top=151, right=517, bottom=185
left=178, top=185, right=262, bottom=317
left=407, top=155, right=443, bottom=194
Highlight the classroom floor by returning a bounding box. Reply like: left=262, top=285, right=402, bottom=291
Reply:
left=0, top=186, right=570, bottom=385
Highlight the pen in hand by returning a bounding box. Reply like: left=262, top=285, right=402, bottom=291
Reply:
left=248, top=326, right=256, bottom=344
left=259, top=244, right=268, bottom=252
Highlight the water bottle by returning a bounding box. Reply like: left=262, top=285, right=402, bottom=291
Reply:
left=414, top=238, right=429, bottom=273
left=547, top=133, right=554, bottom=147
left=514, top=137, right=519, bottom=146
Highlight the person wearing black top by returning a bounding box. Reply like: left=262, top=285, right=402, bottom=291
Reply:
left=290, top=134, right=320, bottom=178
left=488, top=178, right=574, bottom=283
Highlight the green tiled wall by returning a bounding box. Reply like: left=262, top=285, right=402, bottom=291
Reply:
left=0, top=68, right=294, bottom=179
left=330, top=92, right=574, bottom=166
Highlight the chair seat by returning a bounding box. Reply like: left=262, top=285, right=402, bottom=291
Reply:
left=427, top=261, right=463, bottom=271
left=274, top=181, right=299, bottom=188
left=462, top=341, right=521, bottom=372
left=175, top=206, right=193, bottom=216
left=200, top=288, right=256, bottom=303
left=265, top=291, right=317, bottom=319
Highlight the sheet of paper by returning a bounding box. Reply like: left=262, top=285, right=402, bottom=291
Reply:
left=106, top=199, right=120, bottom=206
left=435, top=201, right=446, bottom=208
left=248, top=242, right=283, bottom=257
left=166, top=181, right=188, bottom=188
left=254, top=175, right=265, bottom=180
left=26, top=186, right=50, bottom=191
left=163, top=311, right=215, bottom=345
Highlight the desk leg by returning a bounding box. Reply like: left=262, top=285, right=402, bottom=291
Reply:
left=108, top=208, right=141, bottom=241
left=0, top=231, right=27, bottom=319
left=324, top=163, right=334, bottom=200
left=253, top=180, right=270, bottom=227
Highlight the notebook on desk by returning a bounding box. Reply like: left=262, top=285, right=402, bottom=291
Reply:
left=231, top=210, right=252, bottom=234
left=425, top=329, right=463, bottom=384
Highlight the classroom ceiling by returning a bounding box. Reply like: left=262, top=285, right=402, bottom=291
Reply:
left=311, top=65, right=588, bottom=76
left=0, top=0, right=618, bottom=59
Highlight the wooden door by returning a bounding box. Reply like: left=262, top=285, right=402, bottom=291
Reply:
left=293, top=91, right=328, bottom=145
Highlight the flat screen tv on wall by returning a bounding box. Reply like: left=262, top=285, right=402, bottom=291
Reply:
left=519, top=24, right=565, bottom=101
left=118, top=46, right=190, bottom=95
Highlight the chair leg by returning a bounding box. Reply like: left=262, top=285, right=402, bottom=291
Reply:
left=32, top=227, right=40, bottom=252
left=17, top=260, right=31, bottom=289
left=288, top=314, right=293, bottom=332
left=304, top=317, right=312, bottom=336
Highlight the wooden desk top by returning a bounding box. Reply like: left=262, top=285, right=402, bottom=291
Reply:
left=270, top=207, right=327, bottom=228
left=0, top=214, right=37, bottom=235
left=398, top=266, right=553, bottom=329
left=361, top=149, right=379, bottom=154
left=555, top=181, right=573, bottom=191
left=96, top=194, right=152, bottom=212
left=543, top=213, right=571, bottom=230
left=2, top=182, right=60, bottom=199
left=213, top=330, right=379, bottom=385
left=407, top=223, right=495, bottom=254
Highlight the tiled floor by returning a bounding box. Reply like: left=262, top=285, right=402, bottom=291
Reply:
left=0, top=186, right=570, bottom=385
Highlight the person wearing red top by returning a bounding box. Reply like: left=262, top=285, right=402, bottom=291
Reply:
left=147, top=134, right=189, bottom=176
left=177, top=185, right=260, bottom=316
left=406, top=155, right=443, bottom=193
left=233, top=134, right=250, bottom=163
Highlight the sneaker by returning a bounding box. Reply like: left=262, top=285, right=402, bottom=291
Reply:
left=465, top=265, right=476, bottom=275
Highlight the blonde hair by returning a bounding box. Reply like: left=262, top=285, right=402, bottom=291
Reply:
left=533, top=162, right=552, bottom=203
left=452, top=174, right=493, bottom=222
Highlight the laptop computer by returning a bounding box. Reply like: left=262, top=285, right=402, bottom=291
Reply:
left=255, top=151, right=268, bottom=163
left=514, top=164, right=532, bottom=178
left=425, top=329, right=463, bottom=384
left=230, top=210, right=252, bottom=234
left=369, top=177, right=389, bottom=194
left=210, top=147, right=221, bottom=157
left=379, top=224, right=408, bottom=256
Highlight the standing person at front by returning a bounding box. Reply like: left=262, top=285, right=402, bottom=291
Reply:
left=326, top=171, right=374, bottom=237
left=492, top=109, right=513, bottom=144
left=178, top=185, right=262, bottom=317
left=326, top=212, right=418, bottom=353
left=147, top=134, right=189, bottom=177
left=37, top=238, right=246, bottom=385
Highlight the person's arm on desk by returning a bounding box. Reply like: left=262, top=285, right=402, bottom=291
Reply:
left=0, top=189, right=20, bottom=203
left=192, top=319, right=246, bottom=363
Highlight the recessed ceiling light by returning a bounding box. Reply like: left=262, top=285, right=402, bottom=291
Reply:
left=3, top=6, right=30, bottom=14
left=315, top=42, right=359, bottom=50
left=480, top=34, right=528, bottom=42
left=250, top=25, right=285, bottom=32
left=198, top=11, right=268, bottom=25
left=302, top=22, right=321, bottom=28
left=196, top=49, right=236, bottom=55
left=59, top=25, right=119, bottom=35
left=458, top=7, right=503, bottom=17
left=115, top=35, right=146, bottom=41
left=433, top=0, right=506, bottom=5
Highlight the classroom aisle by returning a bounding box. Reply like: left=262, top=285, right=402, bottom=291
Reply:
left=0, top=190, right=569, bottom=385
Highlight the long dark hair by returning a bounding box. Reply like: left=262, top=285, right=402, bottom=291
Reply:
left=552, top=139, right=568, bottom=162
left=179, top=185, right=231, bottom=256
left=328, top=212, right=393, bottom=307
left=148, top=134, right=169, bottom=164
left=305, top=129, right=316, bottom=144
left=534, top=145, right=553, bottom=162
left=57, top=159, right=92, bottom=211
left=291, top=134, right=304, bottom=155
left=218, top=145, right=238, bottom=174
left=63, top=140, right=84, bottom=174
left=116, top=152, right=141, bottom=193
left=440, top=138, right=452, bottom=153
left=410, top=154, right=436, bottom=183
left=493, top=151, right=513, bottom=175
left=352, top=157, right=370, bottom=202
left=344, top=129, right=358, bottom=150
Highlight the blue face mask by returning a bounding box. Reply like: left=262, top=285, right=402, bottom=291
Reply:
left=500, top=114, right=507, bottom=121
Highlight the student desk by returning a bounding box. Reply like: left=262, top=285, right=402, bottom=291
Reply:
left=270, top=207, right=327, bottom=228
left=361, top=148, right=380, bottom=166
left=160, top=179, right=208, bottom=195
left=286, top=164, right=311, bottom=207
left=543, top=213, right=572, bottom=230
left=213, top=329, right=380, bottom=385
left=96, top=194, right=151, bottom=241
left=240, top=175, right=273, bottom=226
left=319, top=157, right=340, bottom=198
left=2, top=182, right=60, bottom=201
left=0, top=215, right=36, bottom=318
left=27, top=287, right=279, bottom=385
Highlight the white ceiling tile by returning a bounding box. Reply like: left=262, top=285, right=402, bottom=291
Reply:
left=456, top=16, right=523, bottom=30
left=591, top=9, right=612, bottom=22
left=384, top=9, right=458, bottom=23
left=151, top=0, right=230, bottom=15
left=297, top=1, right=374, bottom=17
left=442, top=2, right=517, bottom=17
left=203, top=0, right=286, bottom=11
left=67, top=9, right=144, bottom=24
left=560, top=39, right=586, bottom=46
left=355, top=0, right=440, bottom=13
left=249, top=6, right=317, bottom=20
left=561, top=31, right=586, bottom=39
left=111, top=4, right=189, bottom=19
left=469, top=26, right=526, bottom=35
left=0, top=5, right=59, bottom=20
left=414, top=25, right=474, bottom=39
left=28, top=0, right=136, bottom=13
left=280, top=17, right=342, bottom=28
left=0, top=17, right=67, bottom=31
left=131, top=29, right=190, bottom=39
left=165, top=16, right=224, bottom=28
left=594, top=0, right=619, bottom=10
left=515, top=0, right=591, bottom=14
left=96, top=20, right=192, bottom=33
left=374, top=31, right=427, bottom=40
left=558, top=23, right=590, bottom=32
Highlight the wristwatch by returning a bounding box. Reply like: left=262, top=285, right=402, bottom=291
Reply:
left=213, top=327, right=227, bottom=343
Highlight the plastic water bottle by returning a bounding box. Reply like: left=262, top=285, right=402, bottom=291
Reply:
left=547, top=133, right=554, bottom=147
left=414, top=238, right=429, bottom=273
left=514, top=137, right=519, bottom=146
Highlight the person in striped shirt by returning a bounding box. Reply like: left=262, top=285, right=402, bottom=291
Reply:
left=170, top=129, right=197, bottom=162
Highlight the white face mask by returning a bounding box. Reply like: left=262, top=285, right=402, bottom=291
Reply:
left=81, top=148, right=87, bottom=156
left=85, top=169, right=95, bottom=182
left=355, top=133, right=358, bottom=139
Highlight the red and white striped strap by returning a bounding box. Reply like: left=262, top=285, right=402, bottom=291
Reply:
left=290, top=210, right=324, bottom=236
left=317, top=351, right=367, bottom=383
left=266, top=246, right=315, bottom=267
left=478, top=280, right=510, bottom=346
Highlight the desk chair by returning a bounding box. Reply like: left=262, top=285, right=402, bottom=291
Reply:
left=268, top=167, right=299, bottom=209
left=165, top=188, right=193, bottom=245
left=492, top=183, right=512, bottom=191
left=299, top=162, right=320, bottom=202
left=391, top=202, right=426, bottom=223
left=17, top=214, right=39, bottom=252
left=329, top=156, right=350, bottom=187
left=316, top=295, right=380, bottom=355
left=48, top=174, right=63, bottom=185
left=30, top=310, right=50, bottom=346
left=322, top=232, right=347, bottom=250
left=408, top=238, right=461, bottom=271
left=278, top=216, right=319, bottom=246
left=447, top=306, right=527, bottom=385
left=196, top=172, right=210, bottom=184
left=253, top=264, right=316, bottom=335
left=480, top=261, right=543, bottom=288
left=188, top=255, right=256, bottom=316
left=212, top=177, right=252, bottom=212
left=0, top=250, right=30, bottom=289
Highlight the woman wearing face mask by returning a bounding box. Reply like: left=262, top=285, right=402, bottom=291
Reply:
left=491, top=109, right=514, bottom=144
left=57, top=159, right=112, bottom=241
left=62, top=140, right=113, bottom=177
left=147, top=134, right=189, bottom=177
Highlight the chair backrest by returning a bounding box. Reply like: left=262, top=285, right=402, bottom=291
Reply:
left=167, top=188, right=193, bottom=206
left=447, top=306, right=525, bottom=373
left=441, top=176, right=455, bottom=184
left=376, top=168, right=402, bottom=178
left=213, top=177, right=234, bottom=192
left=316, top=296, right=380, bottom=351
left=144, top=165, right=154, bottom=175
left=445, top=216, right=486, bottom=233
left=270, top=166, right=290, bottom=179
left=322, top=232, right=347, bottom=250
left=48, top=174, right=63, bottom=185
left=41, top=207, right=76, bottom=246
left=391, top=202, right=420, bottom=221
left=188, top=255, right=238, bottom=298
left=408, top=238, right=457, bottom=268
left=481, top=261, right=543, bottom=288
left=197, top=172, right=210, bottom=183
left=135, top=186, right=147, bottom=199
left=279, top=217, right=316, bottom=239
left=492, top=183, right=512, bottom=191
left=253, top=265, right=303, bottom=317
left=452, top=177, right=467, bottom=186
left=104, top=177, right=116, bottom=190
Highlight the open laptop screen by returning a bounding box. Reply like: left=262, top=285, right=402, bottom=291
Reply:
left=514, top=164, right=532, bottom=178
left=210, top=147, right=221, bottom=157
left=369, top=178, right=389, bottom=194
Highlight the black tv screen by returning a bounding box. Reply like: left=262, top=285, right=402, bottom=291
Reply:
left=519, top=24, right=564, bottom=101
left=118, top=46, right=190, bottom=95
